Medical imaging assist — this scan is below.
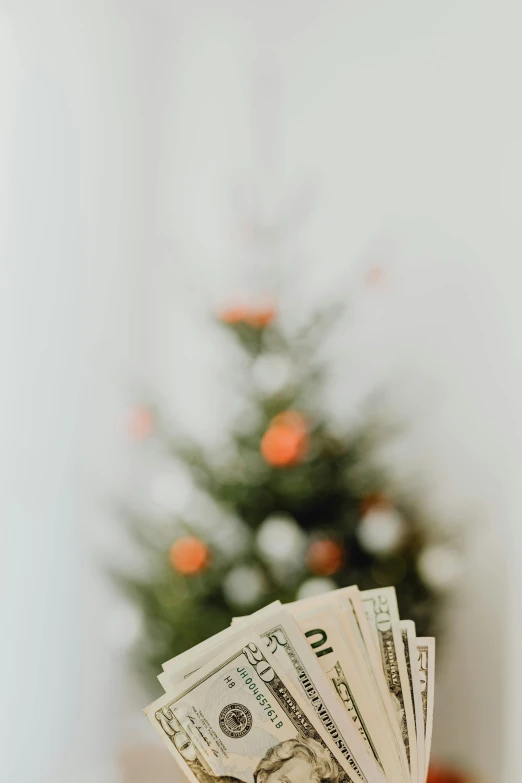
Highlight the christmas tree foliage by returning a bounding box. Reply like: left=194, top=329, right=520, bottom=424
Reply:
left=120, top=303, right=449, bottom=683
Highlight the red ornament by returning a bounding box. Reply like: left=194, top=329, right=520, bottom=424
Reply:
left=307, top=539, right=344, bottom=576
left=427, top=763, right=475, bottom=783
left=128, top=406, right=153, bottom=440
left=360, top=493, right=392, bottom=514
left=260, top=411, right=308, bottom=467
left=169, top=536, right=209, bottom=576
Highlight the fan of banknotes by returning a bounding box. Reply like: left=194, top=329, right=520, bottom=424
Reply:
left=144, top=585, right=435, bottom=783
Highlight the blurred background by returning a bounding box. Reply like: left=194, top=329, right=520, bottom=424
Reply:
left=3, top=2, right=522, bottom=782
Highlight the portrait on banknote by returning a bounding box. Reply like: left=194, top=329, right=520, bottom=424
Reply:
left=186, top=734, right=343, bottom=783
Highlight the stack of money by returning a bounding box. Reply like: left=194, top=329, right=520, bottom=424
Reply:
left=144, top=585, right=435, bottom=783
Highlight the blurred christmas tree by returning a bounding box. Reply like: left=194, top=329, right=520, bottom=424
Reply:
left=118, top=299, right=458, bottom=683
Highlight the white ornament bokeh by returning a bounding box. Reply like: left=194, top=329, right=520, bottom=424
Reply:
left=150, top=468, right=193, bottom=513
left=223, top=564, right=266, bottom=608
left=252, top=353, right=294, bottom=395
left=297, top=577, right=337, bottom=601
left=417, top=544, right=462, bottom=591
left=357, top=506, right=406, bottom=556
left=256, top=514, right=306, bottom=565
left=212, top=515, right=251, bottom=559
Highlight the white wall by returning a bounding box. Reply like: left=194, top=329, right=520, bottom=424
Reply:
left=0, top=1, right=158, bottom=780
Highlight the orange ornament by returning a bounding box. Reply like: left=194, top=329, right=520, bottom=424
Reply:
left=169, top=536, right=209, bottom=576
left=271, top=410, right=307, bottom=434
left=307, top=539, right=344, bottom=576
left=260, top=410, right=308, bottom=467
left=261, top=425, right=304, bottom=467
left=219, top=306, right=249, bottom=325
left=244, top=306, right=276, bottom=328
left=261, top=410, right=308, bottom=467
left=365, top=265, right=385, bottom=287
left=218, top=303, right=276, bottom=328
left=128, top=406, right=153, bottom=440
left=427, top=765, right=473, bottom=783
